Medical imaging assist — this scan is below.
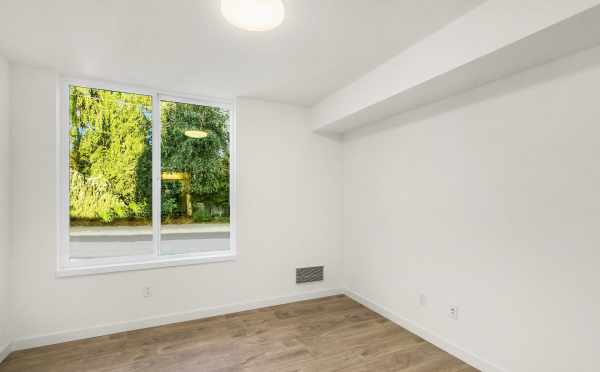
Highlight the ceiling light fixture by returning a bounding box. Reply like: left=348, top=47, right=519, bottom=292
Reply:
left=184, top=130, right=209, bottom=139
left=221, top=0, right=285, bottom=32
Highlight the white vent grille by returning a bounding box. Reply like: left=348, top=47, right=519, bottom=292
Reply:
left=296, top=266, right=324, bottom=283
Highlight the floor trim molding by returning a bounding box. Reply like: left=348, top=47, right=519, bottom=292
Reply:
left=344, top=289, right=508, bottom=372
left=12, top=288, right=343, bottom=351
left=0, top=342, right=11, bottom=364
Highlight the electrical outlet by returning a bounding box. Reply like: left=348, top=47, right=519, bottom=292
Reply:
left=449, top=306, right=459, bottom=320
left=419, top=293, right=427, bottom=307
left=143, top=287, right=152, bottom=298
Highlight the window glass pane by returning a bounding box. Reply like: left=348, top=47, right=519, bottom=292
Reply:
left=160, top=100, right=230, bottom=255
left=68, top=86, right=154, bottom=260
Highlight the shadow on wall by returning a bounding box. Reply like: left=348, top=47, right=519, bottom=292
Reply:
left=344, top=44, right=600, bottom=142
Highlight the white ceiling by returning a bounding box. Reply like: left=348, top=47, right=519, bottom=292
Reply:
left=0, top=0, right=482, bottom=106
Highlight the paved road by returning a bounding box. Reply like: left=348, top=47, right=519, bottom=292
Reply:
left=70, top=223, right=230, bottom=236
left=69, top=224, right=230, bottom=259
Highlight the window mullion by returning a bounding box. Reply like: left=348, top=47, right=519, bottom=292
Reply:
left=60, top=82, right=71, bottom=271
left=152, top=93, right=161, bottom=257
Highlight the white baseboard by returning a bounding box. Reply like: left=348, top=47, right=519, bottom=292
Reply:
left=0, top=342, right=11, bottom=364
left=344, top=289, right=508, bottom=372
left=12, top=288, right=342, bottom=351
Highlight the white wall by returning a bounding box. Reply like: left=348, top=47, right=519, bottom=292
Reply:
left=9, top=65, right=343, bottom=346
left=0, top=55, right=11, bottom=355
left=343, top=45, right=600, bottom=372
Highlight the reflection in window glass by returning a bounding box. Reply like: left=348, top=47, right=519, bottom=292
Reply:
left=159, top=100, right=230, bottom=255
left=68, top=86, right=153, bottom=260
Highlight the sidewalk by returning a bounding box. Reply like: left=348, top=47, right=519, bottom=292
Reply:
left=70, top=223, right=230, bottom=237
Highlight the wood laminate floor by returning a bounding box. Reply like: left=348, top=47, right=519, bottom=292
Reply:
left=0, top=295, right=479, bottom=372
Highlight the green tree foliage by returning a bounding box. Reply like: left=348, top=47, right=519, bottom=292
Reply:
left=69, top=86, right=230, bottom=225
left=69, top=86, right=153, bottom=223
left=69, top=169, right=128, bottom=222
left=160, top=101, right=230, bottom=220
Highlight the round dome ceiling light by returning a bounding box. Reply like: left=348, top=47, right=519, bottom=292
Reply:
left=184, top=130, right=209, bottom=139
left=221, top=0, right=285, bottom=32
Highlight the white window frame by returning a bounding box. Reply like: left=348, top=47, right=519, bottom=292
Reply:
left=57, top=78, right=237, bottom=277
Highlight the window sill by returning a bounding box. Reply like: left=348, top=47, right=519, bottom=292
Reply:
left=56, top=251, right=237, bottom=278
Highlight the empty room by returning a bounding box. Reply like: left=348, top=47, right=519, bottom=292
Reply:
left=0, top=1, right=599, bottom=371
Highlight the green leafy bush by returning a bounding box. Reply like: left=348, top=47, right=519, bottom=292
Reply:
left=69, top=169, right=128, bottom=223
left=192, top=208, right=212, bottom=223
left=161, top=197, right=179, bottom=218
